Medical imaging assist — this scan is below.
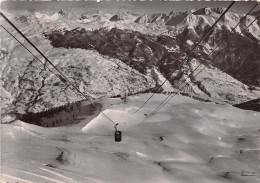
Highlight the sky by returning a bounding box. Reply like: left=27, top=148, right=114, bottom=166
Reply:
left=1, top=0, right=259, bottom=16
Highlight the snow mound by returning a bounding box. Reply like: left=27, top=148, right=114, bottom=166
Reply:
left=34, top=12, right=60, bottom=22
left=152, top=68, right=175, bottom=92
left=82, top=108, right=145, bottom=135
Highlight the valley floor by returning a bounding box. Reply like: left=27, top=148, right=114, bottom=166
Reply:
left=1, top=94, right=260, bottom=183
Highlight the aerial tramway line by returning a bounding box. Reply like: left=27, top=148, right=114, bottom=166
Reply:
left=130, top=1, right=236, bottom=114
left=147, top=14, right=260, bottom=120
left=1, top=1, right=258, bottom=142
left=131, top=1, right=259, bottom=115
left=0, top=11, right=123, bottom=141
left=141, top=2, right=260, bottom=121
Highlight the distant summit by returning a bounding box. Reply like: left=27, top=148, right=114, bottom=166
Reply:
left=58, top=9, right=67, bottom=16
left=110, top=14, right=121, bottom=21
left=134, top=13, right=167, bottom=24
left=110, top=12, right=139, bottom=22
left=192, top=7, right=226, bottom=15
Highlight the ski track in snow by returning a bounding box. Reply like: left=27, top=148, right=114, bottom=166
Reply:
left=2, top=166, right=65, bottom=183
left=1, top=94, right=260, bottom=183
left=39, top=168, right=78, bottom=183
left=1, top=174, right=35, bottom=183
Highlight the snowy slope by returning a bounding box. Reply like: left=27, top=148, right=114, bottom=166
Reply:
left=151, top=68, right=176, bottom=92
left=1, top=94, right=259, bottom=183
left=1, top=5, right=260, bottom=183
left=1, top=8, right=259, bottom=119
left=0, top=12, right=156, bottom=114
left=188, top=59, right=260, bottom=103
left=0, top=46, right=155, bottom=114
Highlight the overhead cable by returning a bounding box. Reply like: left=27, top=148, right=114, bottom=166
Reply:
left=0, top=12, right=117, bottom=126
left=131, top=1, right=236, bottom=114
left=146, top=13, right=260, bottom=120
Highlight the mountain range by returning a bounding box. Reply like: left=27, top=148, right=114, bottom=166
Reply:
left=1, top=7, right=260, bottom=120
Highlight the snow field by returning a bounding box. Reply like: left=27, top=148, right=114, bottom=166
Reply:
left=1, top=94, right=259, bottom=182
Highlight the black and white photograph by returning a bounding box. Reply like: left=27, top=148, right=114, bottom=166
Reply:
left=0, top=0, right=260, bottom=182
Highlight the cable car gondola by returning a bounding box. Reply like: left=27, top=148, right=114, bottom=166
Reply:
left=114, top=123, right=121, bottom=142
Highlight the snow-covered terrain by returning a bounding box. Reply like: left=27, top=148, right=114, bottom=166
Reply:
left=1, top=94, right=259, bottom=183
left=1, top=5, right=260, bottom=183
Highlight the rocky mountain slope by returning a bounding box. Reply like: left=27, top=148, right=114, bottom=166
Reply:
left=234, top=98, right=260, bottom=112
left=1, top=7, right=260, bottom=118
left=0, top=46, right=155, bottom=114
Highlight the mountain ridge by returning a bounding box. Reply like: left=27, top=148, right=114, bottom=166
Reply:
left=1, top=7, right=260, bottom=118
